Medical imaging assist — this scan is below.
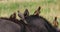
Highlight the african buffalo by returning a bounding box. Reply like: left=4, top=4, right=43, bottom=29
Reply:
left=0, top=6, right=58, bottom=32
left=0, top=19, right=24, bottom=32
left=0, top=11, right=42, bottom=32
left=18, top=7, right=58, bottom=32
left=0, top=12, right=25, bottom=32
left=0, top=16, right=43, bottom=32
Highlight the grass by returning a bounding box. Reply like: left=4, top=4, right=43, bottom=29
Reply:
left=0, top=0, right=60, bottom=28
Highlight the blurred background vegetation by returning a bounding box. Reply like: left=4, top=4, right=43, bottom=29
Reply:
left=0, top=0, right=60, bottom=28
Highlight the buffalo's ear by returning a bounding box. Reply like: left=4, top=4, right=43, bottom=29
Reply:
left=33, top=6, right=41, bottom=16
left=24, top=9, right=29, bottom=17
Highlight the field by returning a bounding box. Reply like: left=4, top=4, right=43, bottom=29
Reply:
left=0, top=0, right=60, bottom=28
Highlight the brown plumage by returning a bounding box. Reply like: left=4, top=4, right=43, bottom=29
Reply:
left=18, top=11, right=28, bottom=24
left=53, top=17, right=58, bottom=28
left=9, top=12, right=16, bottom=21
left=34, top=6, right=41, bottom=16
